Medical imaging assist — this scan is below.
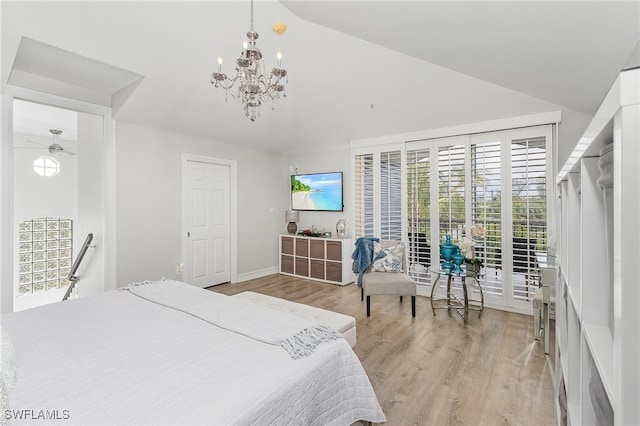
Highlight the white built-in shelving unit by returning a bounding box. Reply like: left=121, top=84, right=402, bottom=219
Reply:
left=555, top=67, right=639, bottom=426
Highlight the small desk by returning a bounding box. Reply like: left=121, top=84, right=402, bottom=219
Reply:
left=430, top=267, right=484, bottom=325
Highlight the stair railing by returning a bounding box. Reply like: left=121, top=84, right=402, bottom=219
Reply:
left=62, top=233, right=94, bottom=301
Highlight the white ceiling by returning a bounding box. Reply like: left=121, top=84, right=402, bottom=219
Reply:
left=282, top=1, right=640, bottom=115
left=2, top=1, right=638, bottom=155
left=13, top=99, right=78, bottom=142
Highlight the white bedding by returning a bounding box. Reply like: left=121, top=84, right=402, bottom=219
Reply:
left=1, top=281, right=386, bottom=425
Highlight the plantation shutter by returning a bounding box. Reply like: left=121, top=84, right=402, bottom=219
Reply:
left=511, top=136, right=547, bottom=300
left=471, top=140, right=503, bottom=296
left=438, top=145, right=466, bottom=242
left=353, top=153, right=374, bottom=238
left=406, top=148, right=431, bottom=284
left=380, top=151, right=402, bottom=241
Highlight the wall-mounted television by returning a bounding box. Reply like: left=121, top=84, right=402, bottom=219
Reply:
left=291, top=172, right=343, bottom=212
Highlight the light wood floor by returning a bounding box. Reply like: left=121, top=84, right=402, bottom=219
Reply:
left=211, top=274, right=556, bottom=426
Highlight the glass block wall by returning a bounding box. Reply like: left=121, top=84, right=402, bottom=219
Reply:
left=18, top=218, right=73, bottom=296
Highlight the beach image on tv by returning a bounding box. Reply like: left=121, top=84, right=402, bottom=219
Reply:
left=291, top=173, right=343, bottom=211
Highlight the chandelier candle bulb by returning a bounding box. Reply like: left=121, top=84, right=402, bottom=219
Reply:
left=217, top=56, right=222, bottom=73
left=277, top=49, right=282, bottom=68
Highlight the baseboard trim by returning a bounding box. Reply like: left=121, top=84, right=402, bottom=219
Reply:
left=234, top=266, right=279, bottom=283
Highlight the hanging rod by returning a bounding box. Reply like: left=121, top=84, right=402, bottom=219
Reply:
left=62, top=233, right=94, bottom=301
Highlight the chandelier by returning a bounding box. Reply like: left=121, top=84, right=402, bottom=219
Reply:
left=210, top=0, right=288, bottom=121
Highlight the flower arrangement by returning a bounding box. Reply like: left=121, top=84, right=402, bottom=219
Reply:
left=470, top=224, right=486, bottom=238
left=464, top=257, right=483, bottom=267
left=458, top=224, right=486, bottom=269
left=457, top=236, right=476, bottom=260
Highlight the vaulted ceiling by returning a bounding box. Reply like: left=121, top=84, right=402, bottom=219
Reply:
left=283, top=1, right=639, bottom=116
left=2, top=1, right=638, bottom=155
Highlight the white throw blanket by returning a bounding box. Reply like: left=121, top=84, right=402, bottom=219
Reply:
left=1, top=326, right=17, bottom=426
left=124, top=279, right=340, bottom=359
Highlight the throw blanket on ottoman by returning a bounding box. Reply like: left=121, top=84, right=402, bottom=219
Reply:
left=124, top=279, right=340, bottom=359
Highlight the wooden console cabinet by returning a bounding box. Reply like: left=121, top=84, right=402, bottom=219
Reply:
left=279, top=235, right=354, bottom=285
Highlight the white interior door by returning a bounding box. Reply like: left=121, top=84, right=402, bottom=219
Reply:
left=186, top=160, right=230, bottom=288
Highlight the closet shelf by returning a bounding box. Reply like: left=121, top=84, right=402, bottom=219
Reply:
left=583, top=322, right=614, bottom=404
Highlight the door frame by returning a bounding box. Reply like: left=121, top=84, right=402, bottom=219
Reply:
left=1, top=86, right=116, bottom=314
left=181, top=153, right=237, bottom=285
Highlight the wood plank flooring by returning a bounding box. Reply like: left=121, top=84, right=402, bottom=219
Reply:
left=211, top=274, right=556, bottom=426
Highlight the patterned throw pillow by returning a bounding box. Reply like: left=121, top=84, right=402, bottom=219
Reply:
left=371, top=242, right=404, bottom=272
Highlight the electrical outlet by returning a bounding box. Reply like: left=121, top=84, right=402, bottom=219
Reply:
left=177, top=263, right=184, bottom=274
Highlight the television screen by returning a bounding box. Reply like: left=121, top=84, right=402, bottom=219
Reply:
left=291, top=172, right=343, bottom=212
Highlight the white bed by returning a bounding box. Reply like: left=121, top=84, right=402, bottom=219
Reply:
left=1, top=280, right=386, bottom=425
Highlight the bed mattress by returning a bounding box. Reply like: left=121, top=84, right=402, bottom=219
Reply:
left=1, top=280, right=385, bottom=425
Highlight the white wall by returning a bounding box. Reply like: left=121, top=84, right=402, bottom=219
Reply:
left=113, top=107, right=596, bottom=288
left=557, top=108, right=597, bottom=169
left=13, top=132, right=78, bottom=221
left=115, top=122, right=287, bottom=286
left=75, top=112, right=104, bottom=297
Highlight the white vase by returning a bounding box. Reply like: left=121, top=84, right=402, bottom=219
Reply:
left=336, top=219, right=348, bottom=238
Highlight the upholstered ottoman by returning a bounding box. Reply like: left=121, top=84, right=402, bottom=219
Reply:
left=232, top=291, right=357, bottom=348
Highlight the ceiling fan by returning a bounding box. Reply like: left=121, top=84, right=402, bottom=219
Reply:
left=21, top=129, right=77, bottom=156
